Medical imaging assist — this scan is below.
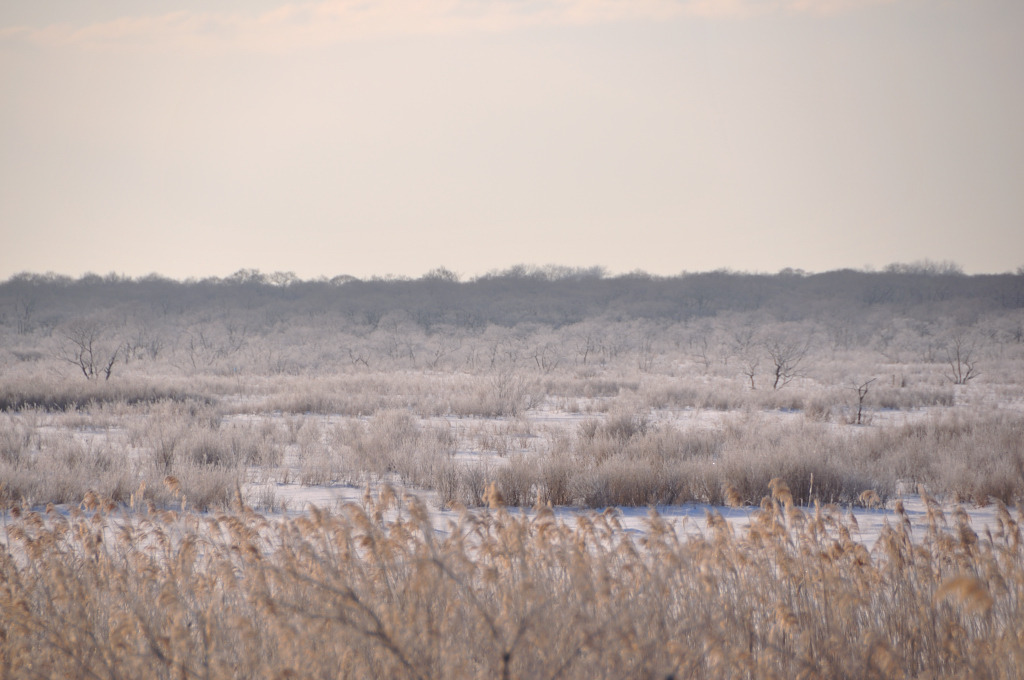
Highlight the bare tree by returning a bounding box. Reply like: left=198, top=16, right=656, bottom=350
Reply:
left=764, top=337, right=811, bottom=390
left=728, top=325, right=758, bottom=368
left=946, top=333, right=980, bottom=385
left=425, top=335, right=462, bottom=369
left=740, top=356, right=759, bottom=390
left=486, top=334, right=524, bottom=370
left=573, top=330, right=599, bottom=366
left=850, top=378, right=876, bottom=425
left=689, top=331, right=713, bottom=371
left=347, top=347, right=370, bottom=368
left=58, top=320, right=121, bottom=380
left=176, top=321, right=250, bottom=372
left=530, top=342, right=563, bottom=374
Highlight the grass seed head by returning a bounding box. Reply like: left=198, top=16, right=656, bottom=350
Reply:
left=723, top=482, right=743, bottom=508
left=935, top=575, right=994, bottom=615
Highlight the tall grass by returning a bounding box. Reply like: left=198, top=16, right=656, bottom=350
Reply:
left=2, top=403, right=1022, bottom=511
left=1, top=491, right=1023, bottom=679
left=0, top=403, right=275, bottom=510
left=493, top=410, right=1024, bottom=509
left=0, top=376, right=211, bottom=412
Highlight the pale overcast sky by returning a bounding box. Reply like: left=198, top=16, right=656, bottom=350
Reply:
left=1, top=0, right=1022, bottom=280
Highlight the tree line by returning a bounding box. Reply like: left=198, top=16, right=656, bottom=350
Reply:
left=3, top=263, right=1022, bottom=335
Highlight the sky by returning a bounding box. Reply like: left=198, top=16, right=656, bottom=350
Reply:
left=1, top=0, right=1022, bottom=280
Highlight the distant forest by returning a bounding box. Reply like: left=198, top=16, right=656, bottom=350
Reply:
left=3, top=263, right=1023, bottom=333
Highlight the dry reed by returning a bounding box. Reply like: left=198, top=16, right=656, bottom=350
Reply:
left=1, top=491, right=1023, bottom=679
